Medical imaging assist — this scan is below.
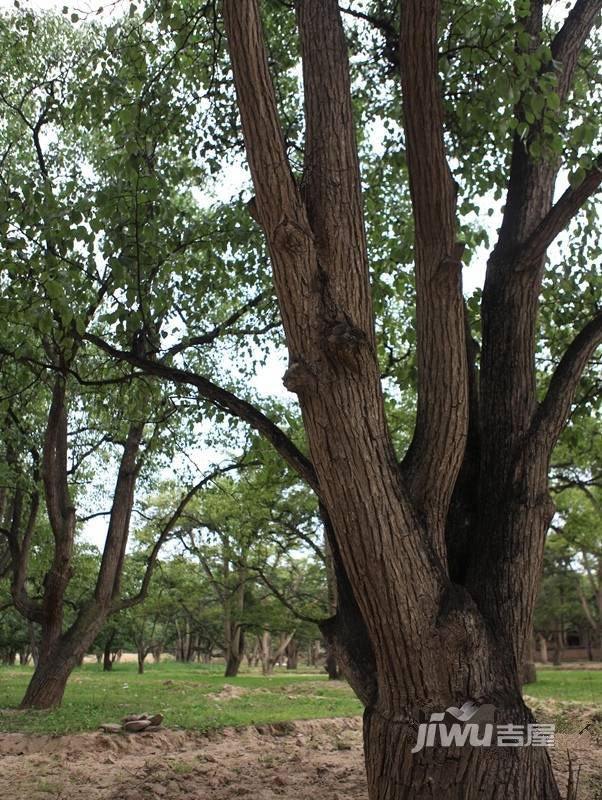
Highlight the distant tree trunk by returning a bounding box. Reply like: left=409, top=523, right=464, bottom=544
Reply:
left=103, top=631, right=115, bottom=672
left=538, top=633, right=548, bottom=664
left=28, top=622, right=39, bottom=668
left=325, top=652, right=341, bottom=680
left=324, top=540, right=340, bottom=679
left=224, top=573, right=246, bottom=677
left=286, top=639, right=298, bottom=670
left=151, top=644, right=161, bottom=664
left=259, top=630, right=272, bottom=676
left=225, top=627, right=245, bottom=677
left=553, top=630, right=562, bottom=666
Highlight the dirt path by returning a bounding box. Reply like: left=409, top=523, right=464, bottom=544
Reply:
left=0, top=717, right=600, bottom=799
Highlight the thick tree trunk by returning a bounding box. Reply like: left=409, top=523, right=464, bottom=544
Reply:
left=363, top=705, right=560, bottom=800
left=218, top=2, right=601, bottom=798
left=19, top=647, right=79, bottom=709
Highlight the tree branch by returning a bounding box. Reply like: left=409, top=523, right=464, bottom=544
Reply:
left=519, top=157, right=602, bottom=264
left=118, top=461, right=245, bottom=610
left=84, top=332, right=318, bottom=493
left=533, top=309, right=602, bottom=452
left=398, top=0, right=468, bottom=549
left=551, top=0, right=602, bottom=101
left=94, top=421, right=145, bottom=605
left=165, top=290, right=269, bottom=358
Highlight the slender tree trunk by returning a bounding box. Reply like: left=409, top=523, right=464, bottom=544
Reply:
left=224, top=621, right=245, bottom=677
left=28, top=622, right=39, bottom=668
left=286, top=639, right=298, bottom=670
left=537, top=633, right=548, bottom=665
left=137, top=649, right=145, bottom=674
left=224, top=572, right=246, bottom=677
left=553, top=629, right=562, bottom=666
left=259, top=630, right=273, bottom=675
left=103, top=632, right=115, bottom=672
left=325, top=652, right=341, bottom=680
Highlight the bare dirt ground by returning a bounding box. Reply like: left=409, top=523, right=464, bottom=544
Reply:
left=0, top=717, right=600, bottom=799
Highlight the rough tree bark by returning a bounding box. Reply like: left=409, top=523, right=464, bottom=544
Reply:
left=220, top=1, right=602, bottom=797
left=17, top=376, right=145, bottom=709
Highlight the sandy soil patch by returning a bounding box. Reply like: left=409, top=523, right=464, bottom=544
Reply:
left=0, top=717, right=600, bottom=799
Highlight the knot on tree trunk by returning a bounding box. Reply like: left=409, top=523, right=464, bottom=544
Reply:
left=322, top=319, right=367, bottom=369
left=273, top=216, right=312, bottom=255
left=439, top=241, right=466, bottom=270
left=282, top=360, right=317, bottom=395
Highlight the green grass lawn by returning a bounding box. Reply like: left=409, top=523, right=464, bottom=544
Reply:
left=0, top=661, right=600, bottom=736
left=524, top=667, right=602, bottom=704
left=0, top=660, right=363, bottom=735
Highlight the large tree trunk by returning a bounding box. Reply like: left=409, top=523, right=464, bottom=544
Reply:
left=220, top=1, right=601, bottom=797
left=363, top=706, right=559, bottom=800
left=19, top=650, right=78, bottom=709
left=21, top=612, right=108, bottom=709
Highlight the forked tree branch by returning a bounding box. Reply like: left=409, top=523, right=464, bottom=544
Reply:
left=519, top=158, right=602, bottom=264
left=5, top=487, right=42, bottom=623
left=118, top=460, right=248, bottom=610
left=84, top=332, right=318, bottom=493
left=533, top=309, right=602, bottom=452
left=165, top=290, right=269, bottom=358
